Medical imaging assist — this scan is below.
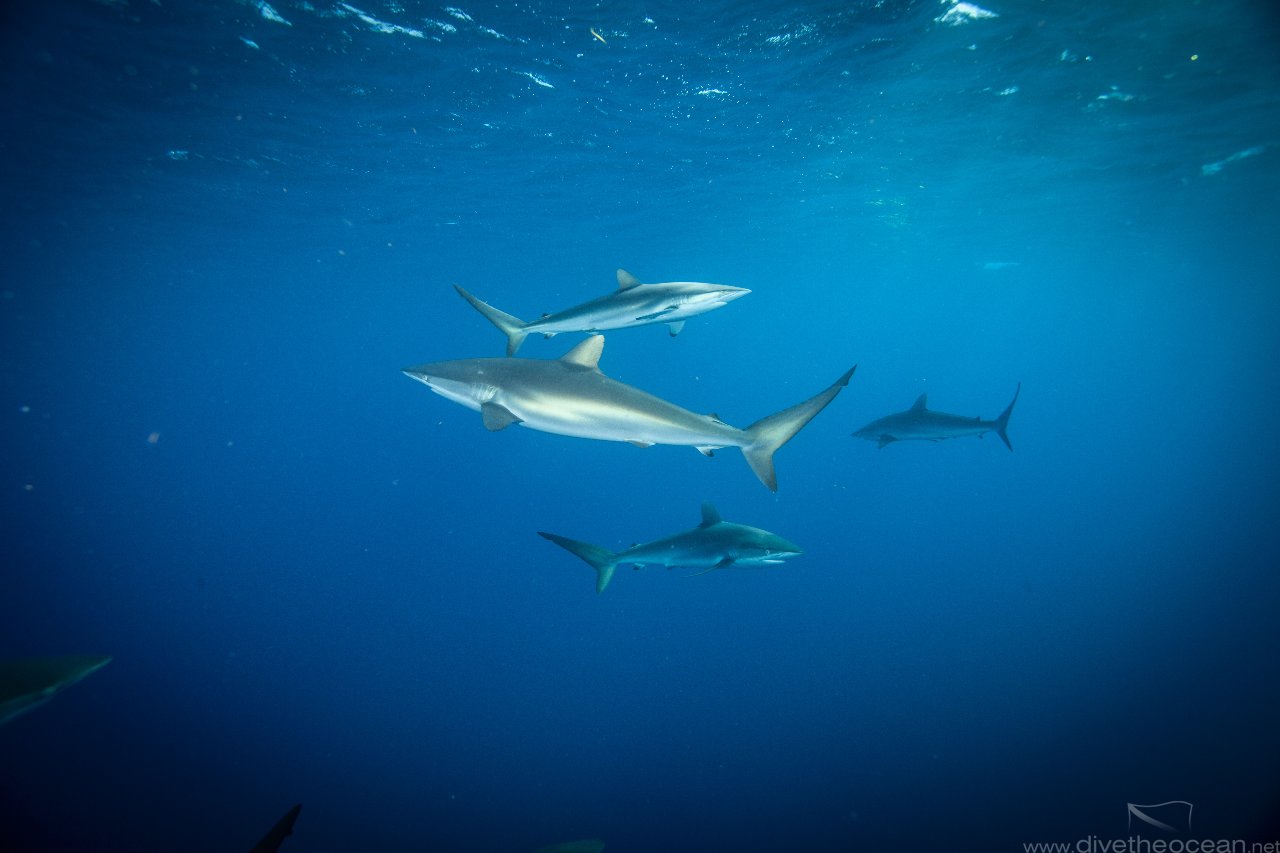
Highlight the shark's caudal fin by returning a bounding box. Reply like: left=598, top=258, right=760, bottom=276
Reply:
left=538, top=532, right=619, bottom=593
left=742, top=366, right=856, bottom=492
left=995, top=382, right=1020, bottom=451
left=454, top=285, right=529, bottom=356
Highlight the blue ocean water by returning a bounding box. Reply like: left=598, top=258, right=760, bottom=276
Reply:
left=2, top=0, right=1278, bottom=850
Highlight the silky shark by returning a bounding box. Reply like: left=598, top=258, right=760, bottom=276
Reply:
left=454, top=269, right=749, bottom=356
left=539, top=503, right=802, bottom=593
left=0, top=655, right=112, bottom=726
left=852, top=383, right=1020, bottom=450
left=403, top=336, right=854, bottom=492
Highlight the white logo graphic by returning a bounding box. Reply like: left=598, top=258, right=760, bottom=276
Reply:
left=1127, top=801, right=1194, bottom=834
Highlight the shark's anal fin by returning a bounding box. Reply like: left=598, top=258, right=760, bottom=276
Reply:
left=616, top=269, right=642, bottom=290
left=481, top=402, right=522, bottom=431
left=667, top=320, right=686, bottom=336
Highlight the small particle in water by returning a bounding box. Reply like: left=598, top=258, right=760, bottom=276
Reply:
left=147, top=432, right=161, bottom=445
left=19, top=405, right=30, bottom=414
left=167, top=149, right=189, bottom=161
left=240, top=36, right=260, bottom=49
left=590, top=27, right=607, bottom=44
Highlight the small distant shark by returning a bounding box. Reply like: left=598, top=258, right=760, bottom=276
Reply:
left=0, top=655, right=112, bottom=726
left=249, top=804, right=302, bottom=853
left=852, top=384, right=1020, bottom=449
left=404, top=335, right=854, bottom=491
left=454, top=269, right=750, bottom=355
left=539, top=503, right=802, bottom=593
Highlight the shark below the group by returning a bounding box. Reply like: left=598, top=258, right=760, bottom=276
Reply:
left=852, top=384, right=1020, bottom=450
left=454, top=268, right=749, bottom=355
left=539, top=502, right=802, bottom=593
left=403, top=335, right=854, bottom=492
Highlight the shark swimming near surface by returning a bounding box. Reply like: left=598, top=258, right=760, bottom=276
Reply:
left=0, top=655, right=112, bottom=727
left=454, top=269, right=750, bottom=355
left=539, top=503, right=802, bottom=593
left=852, top=383, right=1020, bottom=449
left=403, top=336, right=854, bottom=492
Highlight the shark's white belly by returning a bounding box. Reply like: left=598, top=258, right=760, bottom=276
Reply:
left=499, top=387, right=744, bottom=449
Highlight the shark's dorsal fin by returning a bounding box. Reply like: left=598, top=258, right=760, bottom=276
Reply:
left=910, top=393, right=928, bottom=411
left=699, top=502, right=721, bottom=527
left=616, top=269, right=642, bottom=290
left=560, top=335, right=604, bottom=370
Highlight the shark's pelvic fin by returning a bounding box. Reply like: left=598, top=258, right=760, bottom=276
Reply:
left=699, top=503, right=721, bottom=527
left=995, top=382, right=1020, bottom=451
left=616, top=269, right=642, bottom=290
left=454, top=285, right=529, bottom=356
left=538, top=532, right=619, bottom=593
left=742, top=365, right=857, bottom=492
left=481, top=402, right=521, bottom=431
left=560, top=335, right=605, bottom=370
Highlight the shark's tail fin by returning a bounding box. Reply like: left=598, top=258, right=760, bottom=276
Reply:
left=995, top=382, right=1020, bottom=451
left=741, top=365, right=856, bottom=492
left=537, top=532, right=619, bottom=593
left=454, top=285, right=529, bottom=356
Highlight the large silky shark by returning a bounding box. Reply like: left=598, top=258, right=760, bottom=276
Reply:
left=540, top=503, right=802, bottom=593
left=852, top=383, right=1021, bottom=450
left=0, top=655, right=111, bottom=726
left=403, top=336, right=854, bottom=492
left=454, top=269, right=749, bottom=356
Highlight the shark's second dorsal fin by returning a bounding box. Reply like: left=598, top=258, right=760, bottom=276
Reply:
left=699, top=502, right=721, bottom=527
left=616, top=269, right=642, bottom=290
left=560, top=335, right=604, bottom=370
left=911, top=393, right=928, bottom=411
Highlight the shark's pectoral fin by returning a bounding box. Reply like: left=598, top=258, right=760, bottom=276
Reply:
left=667, top=320, right=686, bottom=336
left=877, top=434, right=897, bottom=448
left=635, top=306, right=677, bottom=321
left=685, top=556, right=735, bottom=578
left=628, top=440, right=654, bottom=448
left=695, top=445, right=719, bottom=457
left=481, top=402, right=522, bottom=431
